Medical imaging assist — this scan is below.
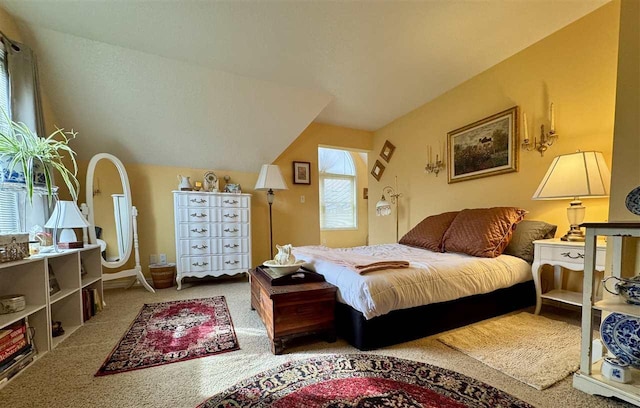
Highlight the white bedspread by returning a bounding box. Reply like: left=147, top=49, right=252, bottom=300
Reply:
left=293, top=244, right=532, bottom=320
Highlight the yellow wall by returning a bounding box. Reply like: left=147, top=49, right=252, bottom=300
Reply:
left=270, top=122, right=373, bottom=255
left=369, top=2, right=620, bottom=245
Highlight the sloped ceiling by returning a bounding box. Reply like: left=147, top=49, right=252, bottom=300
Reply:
left=0, top=0, right=608, bottom=172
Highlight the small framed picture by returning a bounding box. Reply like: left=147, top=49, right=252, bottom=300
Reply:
left=293, top=161, right=311, bottom=185
left=371, top=160, right=386, bottom=181
left=380, top=140, right=396, bottom=163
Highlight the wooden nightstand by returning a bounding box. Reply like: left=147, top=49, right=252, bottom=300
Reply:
left=250, top=266, right=337, bottom=354
left=532, top=238, right=606, bottom=314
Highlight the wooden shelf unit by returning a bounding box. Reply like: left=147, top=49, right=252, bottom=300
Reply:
left=573, top=222, right=640, bottom=406
left=0, top=245, right=103, bottom=387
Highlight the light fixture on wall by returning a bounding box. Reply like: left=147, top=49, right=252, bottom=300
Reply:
left=424, top=144, right=445, bottom=176
left=254, top=164, right=288, bottom=259
left=521, top=103, right=558, bottom=156
left=532, top=150, right=610, bottom=241
left=376, top=175, right=402, bottom=242
left=44, top=199, right=90, bottom=250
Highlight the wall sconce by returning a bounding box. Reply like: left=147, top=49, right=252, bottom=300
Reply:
left=521, top=103, right=559, bottom=156
left=376, top=176, right=402, bottom=242
left=425, top=144, right=445, bottom=176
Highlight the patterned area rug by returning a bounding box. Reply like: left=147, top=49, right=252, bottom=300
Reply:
left=198, top=354, right=533, bottom=408
left=96, top=296, right=239, bottom=376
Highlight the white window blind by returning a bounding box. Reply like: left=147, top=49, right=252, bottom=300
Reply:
left=318, top=147, right=357, bottom=230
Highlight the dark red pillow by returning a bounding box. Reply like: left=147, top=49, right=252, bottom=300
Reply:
left=442, top=207, right=527, bottom=258
left=399, top=211, right=460, bottom=252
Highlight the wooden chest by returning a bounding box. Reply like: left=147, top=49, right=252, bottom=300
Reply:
left=250, top=267, right=337, bottom=354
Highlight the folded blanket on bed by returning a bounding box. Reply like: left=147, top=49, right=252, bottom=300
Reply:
left=294, top=246, right=409, bottom=274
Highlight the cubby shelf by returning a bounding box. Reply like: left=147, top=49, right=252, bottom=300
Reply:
left=0, top=245, right=103, bottom=387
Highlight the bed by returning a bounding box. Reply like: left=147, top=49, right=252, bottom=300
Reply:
left=292, top=207, right=557, bottom=350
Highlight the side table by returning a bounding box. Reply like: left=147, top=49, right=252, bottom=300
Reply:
left=250, top=266, right=337, bottom=354
left=532, top=238, right=606, bottom=314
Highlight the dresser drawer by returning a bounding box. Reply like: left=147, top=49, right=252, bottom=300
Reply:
left=180, top=239, right=212, bottom=256
left=222, top=223, right=249, bottom=237
left=221, top=195, right=249, bottom=208
left=221, top=209, right=249, bottom=223
left=177, top=193, right=221, bottom=207
left=221, top=238, right=248, bottom=253
left=180, top=256, right=222, bottom=273
left=222, top=254, right=249, bottom=270
left=538, top=244, right=605, bottom=267
left=178, top=223, right=222, bottom=238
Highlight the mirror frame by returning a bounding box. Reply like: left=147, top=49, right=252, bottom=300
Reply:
left=85, top=153, right=133, bottom=269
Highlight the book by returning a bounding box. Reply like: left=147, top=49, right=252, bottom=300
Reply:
left=0, top=332, right=25, bottom=352
left=0, top=345, right=35, bottom=381
left=0, top=325, right=26, bottom=349
left=0, top=337, right=28, bottom=364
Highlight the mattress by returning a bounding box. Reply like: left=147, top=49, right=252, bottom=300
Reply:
left=293, top=243, right=532, bottom=320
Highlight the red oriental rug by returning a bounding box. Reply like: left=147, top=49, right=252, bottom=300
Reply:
left=198, top=354, right=533, bottom=408
left=96, top=297, right=239, bottom=376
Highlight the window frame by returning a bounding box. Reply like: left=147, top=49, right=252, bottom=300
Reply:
left=318, top=148, right=358, bottom=231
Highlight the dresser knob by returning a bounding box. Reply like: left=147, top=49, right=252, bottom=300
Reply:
left=192, top=262, right=209, bottom=267
left=224, top=199, right=238, bottom=204
left=190, top=212, right=207, bottom=218
left=190, top=198, right=207, bottom=204
left=192, top=244, right=208, bottom=250
left=224, top=213, right=239, bottom=218
left=224, top=228, right=239, bottom=233
left=225, top=260, right=240, bottom=265
left=191, top=228, right=208, bottom=234
left=561, top=252, right=584, bottom=260
left=224, top=244, right=239, bottom=248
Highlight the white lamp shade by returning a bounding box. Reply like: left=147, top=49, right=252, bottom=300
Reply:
left=533, top=151, right=611, bottom=200
left=376, top=197, right=391, bottom=216
left=254, top=164, right=288, bottom=191
left=44, top=201, right=90, bottom=229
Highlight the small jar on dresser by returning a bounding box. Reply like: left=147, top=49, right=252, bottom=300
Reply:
left=173, top=191, right=252, bottom=289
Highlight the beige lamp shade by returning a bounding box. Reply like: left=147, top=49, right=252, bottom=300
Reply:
left=532, top=151, right=610, bottom=200
left=533, top=151, right=610, bottom=241
left=254, top=164, right=288, bottom=191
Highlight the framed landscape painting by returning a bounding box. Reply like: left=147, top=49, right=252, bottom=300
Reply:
left=447, top=106, right=518, bottom=184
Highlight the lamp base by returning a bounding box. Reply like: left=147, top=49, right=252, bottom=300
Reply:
left=561, top=225, right=585, bottom=242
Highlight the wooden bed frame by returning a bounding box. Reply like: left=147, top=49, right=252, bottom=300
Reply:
left=334, top=280, right=535, bottom=350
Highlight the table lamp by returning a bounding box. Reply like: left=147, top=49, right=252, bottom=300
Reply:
left=532, top=151, right=610, bottom=241
left=45, top=200, right=90, bottom=249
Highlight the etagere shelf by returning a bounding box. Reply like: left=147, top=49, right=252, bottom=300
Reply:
left=573, top=222, right=640, bottom=406
left=0, top=244, right=103, bottom=387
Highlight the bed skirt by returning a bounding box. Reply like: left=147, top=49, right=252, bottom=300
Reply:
left=335, top=280, right=535, bottom=350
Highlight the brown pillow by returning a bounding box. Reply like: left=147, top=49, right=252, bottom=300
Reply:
left=442, top=207, right=527, bottom=258
left=399, top=211, right=460, bottom=252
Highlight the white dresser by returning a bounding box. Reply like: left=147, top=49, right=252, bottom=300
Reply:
left=173, top=191, right=252, bottom=289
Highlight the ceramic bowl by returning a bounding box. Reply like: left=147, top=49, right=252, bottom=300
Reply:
left=263, top=260, right=305, bottom=276
left=0, top=294, right=26, bottom=314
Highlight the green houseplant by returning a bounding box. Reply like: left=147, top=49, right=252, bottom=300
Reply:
left=0, top=110, right=79, bottom=202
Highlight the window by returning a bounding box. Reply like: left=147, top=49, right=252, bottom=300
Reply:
left=0, top=42, right=48, bottom=233
left=319, top=147, right=357, bottom=230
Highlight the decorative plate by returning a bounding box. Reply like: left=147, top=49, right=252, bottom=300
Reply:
left=263, top=260, right=306, bottom=276
left=203, top=171, right=218, bottom=192
left=600, top=312, right=640, bottom=368
left=626, top=186, right=640, bottom=216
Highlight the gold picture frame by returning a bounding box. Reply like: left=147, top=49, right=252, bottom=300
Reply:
left=380, top=140, right=396, bottom=163
left=447, top=106, right=519, bottom=184
left=371, top=160, right=386, bottom=181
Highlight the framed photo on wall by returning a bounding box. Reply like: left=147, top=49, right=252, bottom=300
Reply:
left=380, top=140, right=396, bottom=163
left=371, top=160, right=386, bottom=181
left=293, top=161, right=311, bottom=185
left=447, top=106, right=518, bottom=184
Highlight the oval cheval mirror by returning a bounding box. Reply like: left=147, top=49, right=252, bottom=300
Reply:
left=84, top=153, right=155, bottom=293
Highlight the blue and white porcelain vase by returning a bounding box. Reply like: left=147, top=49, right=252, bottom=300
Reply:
left=0, top=155, right=46, bottom=187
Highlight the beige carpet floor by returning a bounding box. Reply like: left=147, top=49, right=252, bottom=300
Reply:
left=438, top=312, right=582, bottom=390
left=0, top=277, right=630, bottom=408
